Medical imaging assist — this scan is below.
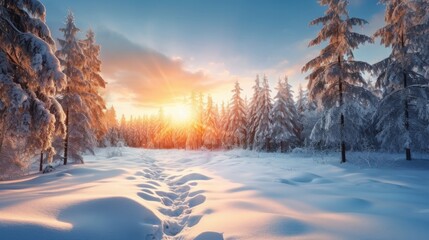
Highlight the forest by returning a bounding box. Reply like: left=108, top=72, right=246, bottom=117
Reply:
left=0, top=0, right=429, bottom=175
left=1, top=1, right=429, bottom=240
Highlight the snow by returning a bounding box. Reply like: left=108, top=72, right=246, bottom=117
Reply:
left=1, top=147, right=429, bottom=240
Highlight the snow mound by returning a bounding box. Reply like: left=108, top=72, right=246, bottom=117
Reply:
left=194, top=231, right=224, bottom=240
left=0, top=197, right=162, bottom=240
left=173, top=173, right=212, bottom=185
left=318, top=197, right=372, bottom=212
left=290, top=172, right=322, bottom=183
left=268, top=217, right=312, bottom=236
left=280, top=172, right=332, bottom=185
left=58, top=197, right=162, bottom=239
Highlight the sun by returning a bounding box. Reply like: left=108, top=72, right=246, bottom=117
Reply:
left=165, top=104, right=192, bottom=124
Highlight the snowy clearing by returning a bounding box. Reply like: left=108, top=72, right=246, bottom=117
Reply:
left=1, top=147, right=429, bottom=240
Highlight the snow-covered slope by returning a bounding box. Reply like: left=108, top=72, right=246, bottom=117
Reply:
left=0, top=148, right=428, bottom=240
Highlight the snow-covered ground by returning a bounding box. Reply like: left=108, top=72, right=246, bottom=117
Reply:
left=0, top=147, right=429, bottom=240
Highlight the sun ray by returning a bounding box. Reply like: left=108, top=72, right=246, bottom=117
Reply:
left=165, top=103, right=192, bottom=125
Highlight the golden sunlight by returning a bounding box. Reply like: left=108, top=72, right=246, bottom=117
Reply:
left=165, top=104, right=192, bottom=124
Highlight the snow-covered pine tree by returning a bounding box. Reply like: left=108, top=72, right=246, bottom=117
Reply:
left=271, top=79, right=290, bottom=152
left=296, top=85, right=308, bottom=115
left=253, top=76, right=273, bottom=151
left=155, top=108, right=174, bottom=149
left=56, top=12, right=96, bottom=164
left=219, top=101, right=229, bottom=148
left=186, top=92, right=199, bottom=150
left=302, top=0, right=375, bottom=162
left=246, top=75, right=262, bottom=150
left=271, top=77, right=300, bottom=152
left=0, top=0, right=66, bottom=173
left=81, top=29, right=107, bottom=143
left=417, top=0, right=429, bottom=78
left=119, top=114, right=127, bottom=146
left=284, top=78, right=301, bottom=147
left=105, top=106, right=117, bottom=130
left=203, top=96, right=220, bottom=149
left=296, top=85, right=320, bottom=147
left=172, top=125, right=187, bottom=149
left=103, top=106, right=120, bottom=147
left=373, top=0, right=429, bottom=159
left=225, top=82, right=247, bottom=149
left=196, top=93, right=205, bottom=148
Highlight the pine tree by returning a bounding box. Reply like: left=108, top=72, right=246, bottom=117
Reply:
left=253, top=76, right=273, bottom=151
left=197, top=93, right=205, bottom=148
left=246, top=75, right=262, bottom=149
left=56, top=12, right=95, bottom=164
left=373, top=0, right=429, bottom=159
left=296, top=85, right=320, bottom=147
left=219, top=101, right=229, bottom=148
left=0, top=0, right=66, bottom=173
left=186, top=92, right=199, bottom=149
left=419, top=0, right=429, bottom=78
left=119, top=114, right=127, bottom=145
left=302, top=0, right=375, bottom=162
left=104, top=106, right=117, bottom=130
left=225, top=82, right=247, bottom=148
left=271, top=77, right=300, bottom=152
left=296, top=85, right=308, bottom=115
left=172, top=125, right=187, bottom=149
left=103, top=106, right=120, bottom=147
left=154, top=108, right=168, bottom=148
left=203, top=96, right=220, bottom=149
left=81, top=29, right=107, bottom=142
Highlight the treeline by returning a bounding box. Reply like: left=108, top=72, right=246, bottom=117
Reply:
left=109, top=77, right=306, bottom=152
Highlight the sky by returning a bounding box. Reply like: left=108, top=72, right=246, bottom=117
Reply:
left=42, top=0, right=389, bottom=118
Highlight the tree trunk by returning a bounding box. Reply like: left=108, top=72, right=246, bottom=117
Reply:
left=338, top=55, right=346, bottom=163
left=39, top=152, right=43, bottom=172
left=280, top=141, right=286, bottom=153
left=0, top=120, right=4, bottom=155
left=404, top=72, right=411, bottom=161
left=0, top=110, right=7, bottom=155
left=64, top=108, right=69, bottom=165
left=402, top=32, right=411, bottom=161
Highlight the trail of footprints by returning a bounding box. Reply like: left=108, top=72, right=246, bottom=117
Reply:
left=134, top=156, right=209, bottom=238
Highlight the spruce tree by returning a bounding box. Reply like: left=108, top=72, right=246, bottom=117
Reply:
left=296, top=85, right=320, bottom=147
left=253, top=76, right=273, bottom=151
left=186, top=92, right=199, bottom=149
left=81, top=29, right=107, bottom=142
left=103, top=106, right=120, bottom=147
left=0, top=0, right=66, bottom=173
left=302, top=0, right=375, bottom=162
left=246, top=75, right=262, bottom=149
left=56, top=12, right=95, bottom=164
left=373, top=0, right=429, bottom=159
left=271, top=77, right=300, bottom=152
left=225, top=82, right=247, bottom=148
left=296, top=85, right=309, bottom=116
left=203, top=96, right=220, bottom=149
left=197, top=93, right=204, bottom=148
left=219, top=101, right=230, bottom=148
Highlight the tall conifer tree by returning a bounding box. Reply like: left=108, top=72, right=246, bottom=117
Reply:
left=56, top=12, right=95, bottom=164
left=373, top=0, right=429, bottom=159
left=225, top=82, right=247, bottom=148
left=0, top=0, right=66, bottom=172
left=302, top=0, right=375, bottom=162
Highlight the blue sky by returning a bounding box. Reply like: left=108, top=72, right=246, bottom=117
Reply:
left=42, top=0, right=389, bottom=117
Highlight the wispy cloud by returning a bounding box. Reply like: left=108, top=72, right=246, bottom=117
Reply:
left=97, top=29, right=222, bottom=108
